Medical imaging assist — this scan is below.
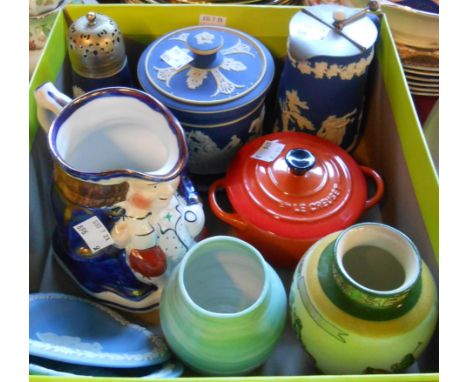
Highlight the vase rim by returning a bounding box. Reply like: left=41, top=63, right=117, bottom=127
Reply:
left=334, top=222, right=422, bottom=298
left=177, top=235, right=270, bottom=318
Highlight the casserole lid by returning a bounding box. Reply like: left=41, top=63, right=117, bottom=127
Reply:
left=222, top=132, right=370, bottom=239
left=138, top=26, right=274, bottom=110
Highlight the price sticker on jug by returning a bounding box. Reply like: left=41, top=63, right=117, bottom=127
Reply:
left=73, top=216, right=115, bottom=254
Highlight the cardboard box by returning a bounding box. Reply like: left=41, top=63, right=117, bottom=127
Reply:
left=29, top=4, right=439, bottom=381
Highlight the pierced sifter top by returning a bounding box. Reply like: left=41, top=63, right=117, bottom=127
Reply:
left=67, top=12, right=128, bottom=78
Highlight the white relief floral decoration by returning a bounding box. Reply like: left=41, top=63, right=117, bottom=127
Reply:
left=153, top=37, right=255, bottom=97
left=170, top=32, right=189, bottom=42
left=210, top=68, right=244, bottom=96
left=186, top=67, right=208, bottom=90
left=220, top=57, right=247, bottom=71
left=194, top=31, right=215, bottom=45
left=221, top=39, right=255, bottom=57
left=291, top=48, right=375, bottom=80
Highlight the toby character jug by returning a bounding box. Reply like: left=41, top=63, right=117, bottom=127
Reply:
left=275, top=1, right=380, bottom=152
left=34, top=83, right=205, bottom=312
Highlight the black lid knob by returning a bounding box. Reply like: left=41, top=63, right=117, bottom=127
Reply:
left=285, top=148, right=316, bottom=176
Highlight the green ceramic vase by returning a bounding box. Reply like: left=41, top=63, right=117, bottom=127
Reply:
left=289, top=223, right=438, bottom=374
left=160, top=236, right=287, bottom=376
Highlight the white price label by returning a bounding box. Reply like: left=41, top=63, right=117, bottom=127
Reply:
left=73, top=216, right=115, bottom=254
left=161, top=46, right=194, bottom=69
left=199, top=14, right=227, bottom=26
left=251, top=141, right=285, bottom=163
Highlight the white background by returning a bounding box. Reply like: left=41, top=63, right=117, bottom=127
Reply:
left=4, top=1, right=28, bottom=381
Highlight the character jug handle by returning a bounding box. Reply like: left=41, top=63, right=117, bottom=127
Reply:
left=34, top=82, right=72, bottom=133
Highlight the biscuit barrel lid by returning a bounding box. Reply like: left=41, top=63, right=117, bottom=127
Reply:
left=137, top=25, right=275, bottom=113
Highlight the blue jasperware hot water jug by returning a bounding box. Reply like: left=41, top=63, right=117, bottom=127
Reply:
left=275, top=2, right=380, bottom=152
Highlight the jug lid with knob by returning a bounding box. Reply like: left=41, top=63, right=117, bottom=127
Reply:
left=288, top=2, right=380, bottom=61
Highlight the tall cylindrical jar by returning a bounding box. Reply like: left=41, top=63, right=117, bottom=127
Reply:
left=160, top=236, right=287, bottom=376
left=289, top=223, right=438, bottom=374
left=275, top=4, right=379, bottom=151
left=67, top=12, right=133, bottom=97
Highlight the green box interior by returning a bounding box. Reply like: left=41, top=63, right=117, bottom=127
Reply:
left=29, top=4, right=439, bottom=382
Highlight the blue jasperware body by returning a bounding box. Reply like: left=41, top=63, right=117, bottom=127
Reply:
left=275, top=50, right=375, bottom=151
left=29, top=293, right=170, bottom=368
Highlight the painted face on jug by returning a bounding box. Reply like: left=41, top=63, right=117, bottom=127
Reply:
left=109, top=176, right=182, bottom=276
left=124, top=177, right=181, bottom=212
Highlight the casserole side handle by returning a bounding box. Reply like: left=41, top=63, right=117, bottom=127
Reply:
left=360, top=166, right=385, bottom=209
left=208, top=178, right=247, bottom=231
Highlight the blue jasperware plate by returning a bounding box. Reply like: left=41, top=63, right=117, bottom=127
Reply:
left=29, top=293, right=171, bottom=368
left=29, top=356, right=184, bottom=378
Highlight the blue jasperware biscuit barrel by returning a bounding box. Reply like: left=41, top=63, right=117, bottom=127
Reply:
left=137, top=26, right=275, bottom=175
left=275, top=4, right=380, bottom=152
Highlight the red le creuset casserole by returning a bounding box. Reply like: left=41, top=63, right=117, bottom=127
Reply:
left=208, top=132, right=384, bottom=268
